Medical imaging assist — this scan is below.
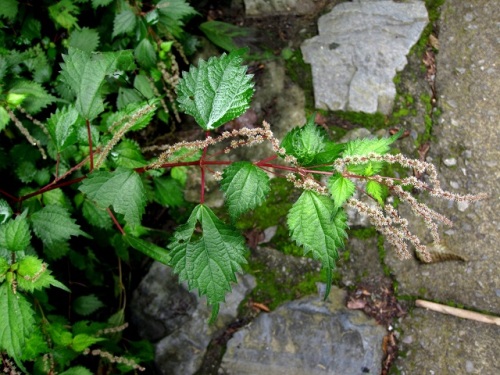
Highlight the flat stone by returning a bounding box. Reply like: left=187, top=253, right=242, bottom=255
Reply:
left=244, top=0, right=316, bottom=16
left=220, top=285, right=387, bottom=375
left=301, top=0, right=428, bottom=114
left=130, top=262, right=256, bottom=375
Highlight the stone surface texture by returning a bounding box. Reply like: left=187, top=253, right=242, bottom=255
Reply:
left=244, top=0, right=316, bottom=16
left=301, top=0, right=428, bottom=114
left=387, top=0, right=500, bottom=373
left=220, top=285, right=386, bottom=375
left=130, top=262, right=256, bottom=375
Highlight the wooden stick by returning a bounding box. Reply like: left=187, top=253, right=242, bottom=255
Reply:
left=415, top=299, right=500, bottom=326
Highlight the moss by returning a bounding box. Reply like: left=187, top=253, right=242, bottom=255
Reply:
left=349, top=227, right=378, bottom=240
left=377, top=235, right=393, bottom=277
left=242, top=259, right=325, bottom=311
left=283, top=48, right=315, bottom=110
left=332, top=110, right=388, bottom=130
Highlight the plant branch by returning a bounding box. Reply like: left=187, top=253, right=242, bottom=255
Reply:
left=107, top=208, right=125, bottom=235
left=415, top=299, right=500, bottom=326
left=86, top=119, right=94, bottom=171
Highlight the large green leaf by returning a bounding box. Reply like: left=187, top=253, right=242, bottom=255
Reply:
left=177, top=49, right=254, bottom=130
left=112, top=7, right=137, bottom=38
left=31, top=205, right=88, bottom=247
left=220, top=161, right=270, bottom=220
left=59, top=48, right=135, bottom=120
left=287, top=191, right=347, bottom=297
left=79, top=168, right=146, bottom=227
left=153, top=176, right=184, bottom=207
left=0, top=283, right=36, bottom=371
left=68, top=27, right=100, bottom=52
left=168, top=205, right=247, bottom=320
left=0, top=0, right=18, bottom=20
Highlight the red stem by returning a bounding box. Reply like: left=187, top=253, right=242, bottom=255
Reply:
left=86, top=119, right=94, bottom=171
left=107, top=207, right=125, bottom=235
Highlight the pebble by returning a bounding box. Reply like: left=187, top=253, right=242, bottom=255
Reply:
left=443, top=157, right=457, bottom=166
left=457, top=201, right=470, bottom=212
left=449, top=181, right=460, bottom=189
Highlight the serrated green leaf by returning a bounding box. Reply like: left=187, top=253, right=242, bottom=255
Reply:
left=0, top=214, right=31, bottom=252
left=16, top=256, right=70, bottom=292
left=328, top=173, right=356, bottom=208
left=0, top=106, right=10, bottom=132
left=68, top=27, right=100, bottom=52
left=177, top=49, right=254, bottom=130
left=0, top=258, right=8, bottom=282
left=220, top=161, right=270, bottom=220
left=21, top=330, right=49, bottom=361
left=46, top=105, right=81, bottom=152
left=111, top=139, right=147, bottom=168
left=134, top=38, right=157, bottom=69
left=31, top=205, right=88, bottom=246
left=366, top=180, right=387, bottom=206
left=60, top=366, right=93, bottom=375
left=59, top=48, right=136, bottom=120
left=48, top=0, right=80, bottom=29
left=287, top=191, right=347, bottom=298
left=91, top=0, right=113, bottom=9
left=0, top=0, right=18, bottom=20
left=9, top=80, right=56, bottom=114
left=73, top=294, right=105, bottom=316
left=72, top=333, right=103, bottom=352
left=79, top=168, right=146, bottom=227
left=124, top=235, right=171, bottom=265
left=42, top=188, right=72, bottom=210
left=153, top=176, right=184, bottom=207
left=43, top=241, right=71, bottom=261
left=0, top=283, right=36, bottom=370
left=82, top=199, right=113, bottom=229
left=0, top=199, right=13, bottom=224
left=344, top=131, right=401, bottom=176
left=280, top=116, right=329, bottom=166
left=200, top=21, right=251, bottom=52
left=168, top=204, right=247, bottom=320
left=113, top=7, right=137, bottom=38
left=105, top=100, right=158, bottom=133
left=156, top=0, right=198, bottom=37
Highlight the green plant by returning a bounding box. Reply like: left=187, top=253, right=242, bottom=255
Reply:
left=0, top=2, right=486, bottom=373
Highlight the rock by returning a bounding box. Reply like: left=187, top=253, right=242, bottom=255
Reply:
left=301, top=0, right=428, bottom=114
left=130, top=262, right=256, bottom=375
left=220, top=285, right=387, bottom=374
left=244, top=0, right=316, bottom=16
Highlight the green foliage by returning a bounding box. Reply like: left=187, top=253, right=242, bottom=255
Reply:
left=168, top=204, right=247, bottom=321
left=220, top=161, right=270, bottom=220
left=79, top=168, right=146, bottom=227
left=287, top=191, right=348, bottom=297
left=200, top=21, right=251, bottom=52
left=328, top=173, right=356, bottom=208
left=177, top=49, right=254, bottom=130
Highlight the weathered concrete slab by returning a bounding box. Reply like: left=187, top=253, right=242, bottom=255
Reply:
left=244, top=0, right=316, bottom=16
left=301, top=0, right=428, bottom=114
left=387, top=0, right=500, bottom=373
left=220, top=285, right=387, bottom=375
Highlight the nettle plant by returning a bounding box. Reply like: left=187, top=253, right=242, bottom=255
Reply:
left=0, top=45, right=485, bottom=375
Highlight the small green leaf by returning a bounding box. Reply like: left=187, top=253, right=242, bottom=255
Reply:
left=153, top=176, right=184, bottom=207
left=123, top=235, right=171, bottom=265
left=79, top=168, right=146, bottom=227
left=177, top=49, right=254, bottom=130
left=112, top=139, right=147, bottom=168
left=200, top=21, right=251, bottom=52
left=21, top=330, right=49, bottom=361
left=134, top=38, right=157, bottom=69
left=287, top=191, right=347, bottom=298
left=91, top=0, right=113, bottom=9
left=0, top=214, right=31, bottom=252
left=0, top=106, right=10, bottom=131
left=46, top=105, right=81, bottom=152
left=327, top=173, right=356, bottom=208
left=68, top=27, right=100, bottom=52
left=73, top=295, right=105, bottom=316
left=281, top=116, right=332, bottom=166
left=0, top=199, right=13, bottom=224
left=133, top=75, right=155, bottom=99
left=0, top=258, right=8, bottom=282
left=0, top=283, right=36, bottom=371
left=8, top=80, right=56, bottom=114
left=113, top=7, right=137, bottom=38
left=60, top=366, right=93, bottom=375
left=220, top=161, right=270, bottom=220
left=168, top=205, right=247, bottom=320
left=71, top=333, right=105, bottom=352
left=48, top=0, right=80, bottom=29
left=366, top=180, right=387, bottom=206
left=31, top=205, right=88, bottom=247
left=156, top=0, right=198, bottom=37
